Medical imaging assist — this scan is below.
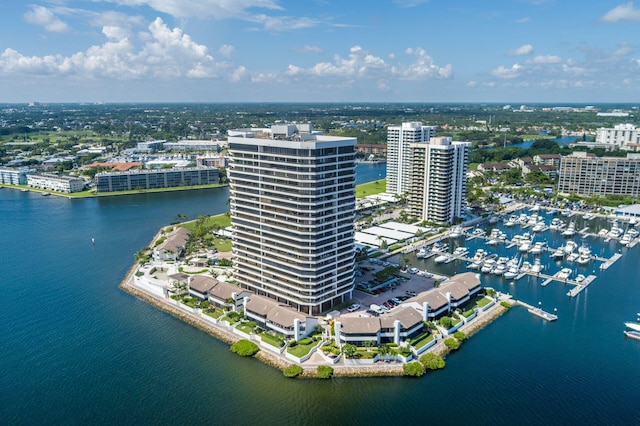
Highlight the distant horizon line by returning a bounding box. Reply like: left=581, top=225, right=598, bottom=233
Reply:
left=4, top=101, right=639, bottom=106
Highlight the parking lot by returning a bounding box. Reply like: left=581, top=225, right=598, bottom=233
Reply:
left=342, top=259, right=440, bottom=318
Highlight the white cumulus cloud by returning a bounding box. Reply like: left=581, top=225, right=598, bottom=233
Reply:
left=219, top=44, right=235, bottom=57
left=24, top=5, right=69, bottom=32
left=0, top=18, right=221, bottom=80
left=530, top=55, right=563, bottom=64
left=601, top=2, right=640, bottom=22
left=490, top=63, right=523, bottom=79
left=508, top=44, right=533, bottom=56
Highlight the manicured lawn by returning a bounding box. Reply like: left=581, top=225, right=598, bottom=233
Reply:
left=236, top=322, right=256, bottom=334
left=259, top=332, right=285, bottom=348
left=287, top=342, right=316, bottom=358
left=412, top=333, right=435, bottom=350
left=355, top=179, right=386, bottom=199
left=204, top=308, right=225, bottom=319
left=476, top=296, right=493, bottom=308
left=182, top=213, right=231, bottom=231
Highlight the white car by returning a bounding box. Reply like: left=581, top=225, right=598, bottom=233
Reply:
left=347, top=304, right=361, bottom=312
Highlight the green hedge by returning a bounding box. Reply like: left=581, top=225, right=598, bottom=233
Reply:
left=403, top=362, right=426, bottom=377
left=317, top=366, right=333, bottom=379
left=419, top=353, right=446, bottom=370
left=230, top=340, right=259, bottom=357
left=283, top=365, right=303, bottom=378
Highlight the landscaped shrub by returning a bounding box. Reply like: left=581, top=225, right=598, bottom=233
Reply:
left=419, top=353, right=446, bottom=370
left=230, top=340, right=259, bottom=357
left=500, top=301, right=511, bottom=309
left=403, top=362, right=426, bottom=377
left=317, top=365, right=333, bottom=379
left=438, top=316, right=453, bottom=329
left=453, top=331, right=467, bottom=341
left=283, top=365, right=303, bottom=378
left=444, top=338, right=461, bottom=351
left=298, top=338, right=313, bottom=345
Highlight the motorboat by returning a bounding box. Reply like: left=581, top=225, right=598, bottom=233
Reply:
left=575, top=274, right=586, bottom=283
left=520, top=261, right=532, bottom=273
left=530, top=204, right=540, bottom=212
left=567, top=253, right=579, bottom=262
left=576, top=254, right=591, bottom=265
left=481, top=258, right=497, bottom=274
left=556, top=267, right=572, bottom=280
left=466, top=261, right=482, bottom=270
left=486, top=237, right=499, bottom=246
left=624, top=322, right=640, bottom=332
left=551, top=246, right=565, bottom=259
left=564, top=240, right=578, bottom=254
left=431, top=242, right=449, bottom=253
left=416, top=247, right=429, bottom=258
left=505, top=215, right=517, bottom=227
left=470, top=228, right=486, bottom=237
left=620, top=234, right=632, bottom=246
left=453, top=247, right=469, bottom=257
left=549, top=218, right=563, bottom=230
left=562, top=222, right=576, bottom=237
left=448, top=226, right=463, bottom=238
left=492, top=257, right=509, bottom=276
left=597, top=229, right=609, bottom=237
left=578, top=243, right=591, bottom=256
left=519, top=240, right=533, bottom=252
left=530, top=258, right=544, bottom=274
left=532, top=222, right=546, bottom=233
left=529, top=241, right=546, bottom=255
left=434, top=254, right=453, bottom=264
left=470, top=249, right=487, bottom=263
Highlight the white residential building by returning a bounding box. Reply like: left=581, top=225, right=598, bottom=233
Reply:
left=228, top=124, right=356, bottom=315
left=408, top=137, right=470, bottom=224
left=0, top=167, right=33, bottom=185
left=386, top=122, right=436, bottom=195
left=26, top=173, right=85, bottom=193
left=595, top=124, right=640, bottom=150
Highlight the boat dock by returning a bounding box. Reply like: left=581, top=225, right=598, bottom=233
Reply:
left=517, top=300, right=558, bottom=321
left=566, top=274, right=597, bottom=297
left=600, top=253, right=622, bottom=270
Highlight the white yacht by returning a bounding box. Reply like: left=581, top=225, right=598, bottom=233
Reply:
left=578, top=242, right=591, bottom=256
left=519, top=239, right=533, bottom=252
left=448, top=226, right=463, bottom=238
left=556, top=267, right=572, bottom=280
left=453, top=247, right=469, bottom=257
left=576, top=254, right=590, bottom=265
left=529, top=241, right=546, bottom=255
left=567, top=252, right=579, bottom=262
left=575, top=274, right=586, bottom=283
left=434, top=254, right=453, bottom=264
left=620, top=233, right=632, bottom=246
left=564, top=240, right=578, bottom=254
left=551, top=247, right=566, bottom=259
left=470, top=249, right=487, bottom=263
left=505, top=215, right=518, bottom=227
left=549, top=218, right=563, bottom=230
left=530, top=258, right=544, bottom=273
left=520, top=260, right=532, bottom=273
left=532, top=222, right=546, bottom=233
left=562, top=222, right=576, bottom=237
left=481, top=258, right=497, bottom=274
left=416, top=247, right=429, bottom=258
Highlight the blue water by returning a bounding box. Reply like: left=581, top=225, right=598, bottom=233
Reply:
left=499, top=136, right=578, bottom=150
left=2, top=169, right=640, bottom=425
left=354, top=162, right=386, bottom=184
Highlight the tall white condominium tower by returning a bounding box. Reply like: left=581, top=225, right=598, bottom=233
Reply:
left=408, top=137, right=470, bottom=224
left=228, top=124, right=356, bottom=315
left=387, top=122, right=437, bottom=195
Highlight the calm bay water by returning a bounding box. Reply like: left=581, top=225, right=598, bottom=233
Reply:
left=1, top=164, right=639, bottom=425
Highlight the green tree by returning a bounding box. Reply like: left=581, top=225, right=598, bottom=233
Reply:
left=230, top=340, right=259, bottom=357
left=341, top=344, right=357, bottom=358
left=444, top=338, right=461, bottom=351
left=439, top=316, right=452, bottom=329
left=403, top=362, right=426, bottom=377
left=283, top=365, right=303, bottom=378
left=420, top=353, right=446, bottom=370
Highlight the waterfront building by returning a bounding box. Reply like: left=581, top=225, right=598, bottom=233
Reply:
left=153, top=227, right=191, bottom=262
left=0, top=167, right=33, bottom=185
left=595, top=124, right=640, bottom=150
left=228, top=124, right=356, bottom=315
left=196, top=155, right=227, bottom=168
left=26, top=173, right=85, bottom=193
left=558, top=152, right=640, bottom=197
left=533, top=154, right=562, bottom=168
left=408, top=136, right=470, bottom=224
left=355, top=143, right=387, bottom=156
left=244, top=294, right=319, bottom=341
left=386, top=122, right=436, bottom=195
left=163, top=140, right=220, bottom=152
left=95, top=167, right=219, bottom=192
left=136, top=140, right=166, bottom=152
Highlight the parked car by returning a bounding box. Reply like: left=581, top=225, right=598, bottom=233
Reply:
left=347, top=304, right=361, bottom=312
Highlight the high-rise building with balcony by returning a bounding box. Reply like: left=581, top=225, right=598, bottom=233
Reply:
left=407, top=136, right=470, bottom=224
left=558, top=151, right=640, bottom=197
left=386, top=122, right=436, bottom=195
left=227, top=124, right=356, bottom=315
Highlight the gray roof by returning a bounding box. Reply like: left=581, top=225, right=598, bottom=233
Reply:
left=266, top=306, right=307, bottom=328
left=443, top=272, right=481, bottom=292
left=411, top=290, right=448, bottom=310
left=209, top=281, right=243, bottom=300
left=188, top=275, right=218, bottom=293
left=388, top=307, right=423, bottom=330
left=245, top=295, right=280, bottom=317
left=157, top=227, right=191, bottom=253
left=339, top=317, right=381, bottom=335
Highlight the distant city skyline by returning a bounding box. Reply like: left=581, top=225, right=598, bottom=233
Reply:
left=1, top=1, right=640, bottom=103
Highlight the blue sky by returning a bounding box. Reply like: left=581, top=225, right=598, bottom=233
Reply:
left=0, top=0, right=639, bottom=103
